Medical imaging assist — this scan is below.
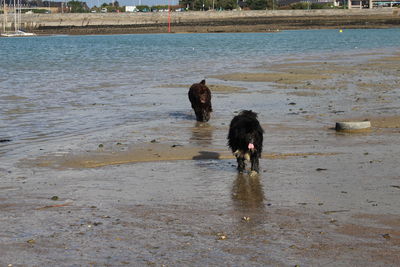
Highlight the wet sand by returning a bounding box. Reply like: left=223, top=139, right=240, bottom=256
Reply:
left=1, top=50, right=400, bottom=265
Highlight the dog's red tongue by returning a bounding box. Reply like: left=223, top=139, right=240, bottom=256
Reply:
left=248, top=143, right=255, bottom=150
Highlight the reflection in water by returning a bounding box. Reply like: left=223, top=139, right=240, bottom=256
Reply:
left=168, top=111, right=194, bottom=121
left=190, top=122, right=213, bottom=146
left=232, top=174, right=265, bottom=211
left=192, top=151, right=220, bottom=160
left=231, top=173, right=267, bottom=230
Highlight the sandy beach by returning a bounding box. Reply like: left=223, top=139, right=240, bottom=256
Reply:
left=1, top=45, right=400, bottom=265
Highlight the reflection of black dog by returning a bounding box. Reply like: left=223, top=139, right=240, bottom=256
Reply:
left=228, top=110, right=264, bottom=173
left=188, top=80, right=212, bottom=122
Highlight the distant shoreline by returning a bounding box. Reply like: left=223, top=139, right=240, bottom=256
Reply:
left=35, top=13, right=400, bottom=35
left=2, top=9, right=398, bottom=35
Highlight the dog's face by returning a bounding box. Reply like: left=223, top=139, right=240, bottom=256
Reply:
left=199, top=92, right=209, bottom=104
left=245, top=132, right=257, bottom=151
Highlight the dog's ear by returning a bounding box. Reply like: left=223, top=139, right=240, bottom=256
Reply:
left=200, top=79, right=206, bottom=85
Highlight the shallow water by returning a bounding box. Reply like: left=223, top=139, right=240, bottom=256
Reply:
left=1, top=29, right=400, bottom=161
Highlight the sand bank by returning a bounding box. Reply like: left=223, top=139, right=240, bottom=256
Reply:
left=20, top=142, right=338, bottom=169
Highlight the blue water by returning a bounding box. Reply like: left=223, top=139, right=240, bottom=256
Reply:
left=1, top=29, right=399, bottom=158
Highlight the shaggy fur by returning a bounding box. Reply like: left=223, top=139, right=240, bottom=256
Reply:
left=228, top=110, right=264, bottom=173
left=188, top=79, right=212, bottom=122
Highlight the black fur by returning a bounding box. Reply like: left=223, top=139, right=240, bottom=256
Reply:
left=188, top=79, right=212, bottom=122
left=228, top=110, right=264, bottom=173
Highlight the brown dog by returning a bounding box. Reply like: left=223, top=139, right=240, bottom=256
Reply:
left=188, top=79, right=212, bottom=122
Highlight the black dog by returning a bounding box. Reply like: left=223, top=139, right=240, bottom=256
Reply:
left=228, top=110, right=264, bottom=174
left=188, top=79, right=212, bottom=122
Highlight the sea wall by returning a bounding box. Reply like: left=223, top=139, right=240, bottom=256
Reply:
left=1, top=9, right=398, bottom=31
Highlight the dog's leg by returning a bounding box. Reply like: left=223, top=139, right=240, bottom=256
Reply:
left=195, top=108, right=205, bottom=122
left=250, top=154, right=260, bottom=174
left=237, top=156, right=245, bottom=173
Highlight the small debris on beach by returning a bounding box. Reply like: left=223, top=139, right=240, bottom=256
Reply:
left=382, top=233, right=391, bottom=239
left=171, top=144, right=183, bottom=148
left=51, top=196, right=59, bottom=201
left=242, top=216, right=250, bottom=222
left=216, top=233, right=227, bottom=240
left=335, top=121, right=371, bottom=131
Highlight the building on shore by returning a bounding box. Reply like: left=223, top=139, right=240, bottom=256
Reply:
left=0, top=0, right=88, bottom=14
left=278, top=0, right=399, bottom=8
